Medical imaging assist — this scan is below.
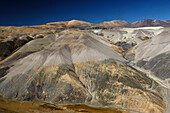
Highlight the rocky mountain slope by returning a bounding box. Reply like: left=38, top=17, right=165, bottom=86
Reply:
left=0, top=21, right=170, bottom=113
left=0, top=19, right=169, bottom=61
left=91, top=26, right=170, bottom=113
left=95, top=26, right=170, bottom=81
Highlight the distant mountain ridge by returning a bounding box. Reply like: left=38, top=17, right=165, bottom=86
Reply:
left=29, top=19, right=170, bottom=30
left=131, top=19, right=170, bottom=27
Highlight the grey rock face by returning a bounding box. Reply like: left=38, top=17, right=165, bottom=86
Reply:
left=137, top=51, right=170, bottom=80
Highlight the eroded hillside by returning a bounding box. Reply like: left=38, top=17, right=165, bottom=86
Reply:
left=0, top=21, right=169, bottom=113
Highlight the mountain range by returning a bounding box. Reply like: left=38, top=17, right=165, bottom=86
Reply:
left=0, top=19, right=170, bottom=113
left=29, top=19, right=170, bottom=30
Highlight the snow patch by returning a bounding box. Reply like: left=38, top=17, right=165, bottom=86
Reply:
left=135, top=26, right=164, bottom=30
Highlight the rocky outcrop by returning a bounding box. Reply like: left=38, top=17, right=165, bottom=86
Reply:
left=0, top=35, right=33, bottom=61
left=0, top=26, right=55, bottom=61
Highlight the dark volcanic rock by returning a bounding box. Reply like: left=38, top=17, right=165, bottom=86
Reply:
left=0, top=36, right=33, bottom=61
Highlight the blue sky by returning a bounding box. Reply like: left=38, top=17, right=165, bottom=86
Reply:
left=0, top=0, right=170, bottom=26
